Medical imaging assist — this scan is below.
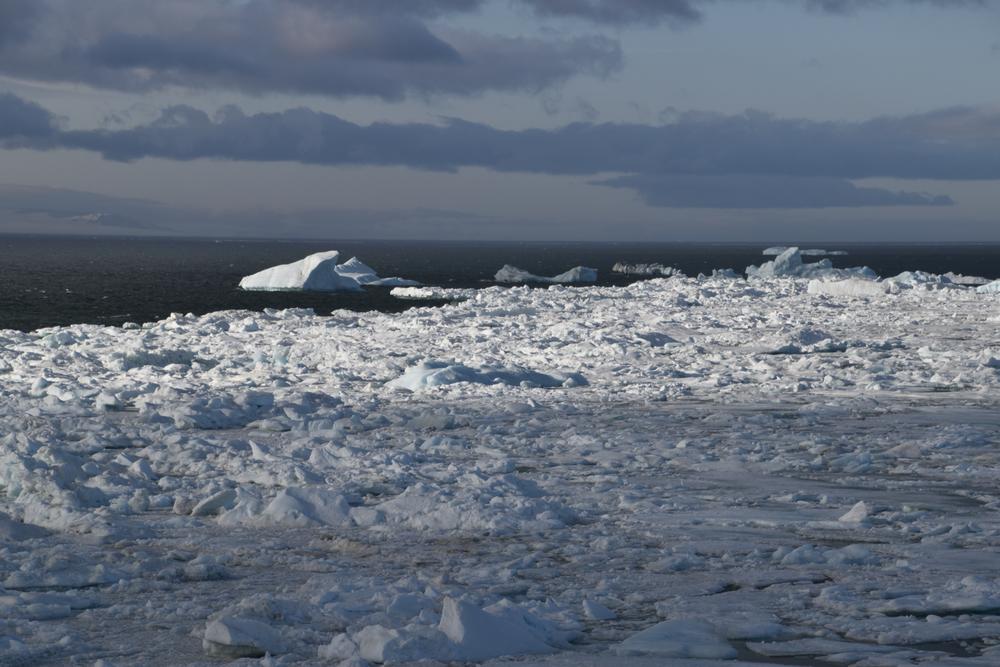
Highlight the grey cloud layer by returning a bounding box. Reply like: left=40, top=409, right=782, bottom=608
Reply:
left=0, top=0, right=987, bottom=100
left=0, top=0, right=620, bottom=99
left=3, top=92, right=992, bottom=208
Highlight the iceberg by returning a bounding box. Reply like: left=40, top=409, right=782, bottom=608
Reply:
left=494, top=264, right=597, bottom=284
left=747, top=247, right=876, bottom=281
left=334, top=256, right=421, bottom=287
left=763, top=246, right=848, bottom=257
left=944, top=272, right=991, bottom=286
left=239, top=251, right=419, bottom=291
left=611, top=262, right=682, bottom=277
left=977, top=280, right=1000, bottom=294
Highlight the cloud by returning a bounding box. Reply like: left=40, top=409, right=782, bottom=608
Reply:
left=0, top=0, right=620, bottom=100
left=803, top=0, right=986, bottom=14
left=0, top=1, right=988, bottom=100
left=0, top=92, right=58, bottom=141
left=521, top=0, right=704, bottom=25
left=5, top=93, right=997, bottom=208
left=596, top=174, right=954, bottom=208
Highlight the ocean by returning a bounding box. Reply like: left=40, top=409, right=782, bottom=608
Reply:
left=2, top=235, right=999, bottom=332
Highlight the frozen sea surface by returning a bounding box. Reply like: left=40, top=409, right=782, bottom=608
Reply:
left=2, top=275, right=1000, bottom=665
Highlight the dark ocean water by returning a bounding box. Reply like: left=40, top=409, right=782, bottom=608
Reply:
left=2, top=235, right=999, bottom=332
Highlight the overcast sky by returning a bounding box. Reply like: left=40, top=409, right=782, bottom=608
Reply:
left=1, top=0, right=998, bottom=240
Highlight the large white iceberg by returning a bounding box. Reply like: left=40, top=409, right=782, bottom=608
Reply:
left=495, top=264, right=597, bottom=284
left=747, top=247, right=876, bottom=281
left=239, top=251, right=419, bottom=291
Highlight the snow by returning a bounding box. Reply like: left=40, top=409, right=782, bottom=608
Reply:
left=239, top=251, right=419, bottom=291
left=495, top=264, right=598, bottom=284
left=2, top=271, right=1000, bottom=664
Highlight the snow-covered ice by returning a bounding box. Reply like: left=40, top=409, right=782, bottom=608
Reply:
left=3, top=270, right=1000, bottom=664
left=495, top=264, right=598, bottom=284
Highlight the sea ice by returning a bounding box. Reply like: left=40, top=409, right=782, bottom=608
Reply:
left=3, top=268, right=1000, bottom=664
left=615, top=619, right=737, bottom=659
left=439, top=597, right=556, bottom=661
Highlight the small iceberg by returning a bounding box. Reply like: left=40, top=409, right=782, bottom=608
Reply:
left=747, top=247, right=876, bottom=281
left=611, top=262, right=682, bottom=277
left=239, top=251, right=419, bottom=292
left=763, top=246, right=848, bottom=257
left=494, top=265, right=597, bottom=284
left=977, top=280, right=1000, bottom=294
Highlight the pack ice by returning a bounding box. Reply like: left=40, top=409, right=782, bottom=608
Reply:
left=239, top=251, right=419, bottom=291
left=3, top=267, right=1000, bottom=665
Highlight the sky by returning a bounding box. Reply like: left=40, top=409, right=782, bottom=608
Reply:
left=1, top=0, right=999, bottom=241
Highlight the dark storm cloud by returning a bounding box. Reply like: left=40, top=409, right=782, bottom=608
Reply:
left=0, top=0, right=39, bottom=46
left=0, top=92, right=57, bottom=141
left=41, top=104, right=998, bottom=183
left=4, top=93, right=994, bottom=208
left=0, top=0, right=621, bottom=100
left=596, top=174, right=954, bottom=208
left=521, top=0, right=704, bottom=24
left=804, top=0, right=985, bottom=14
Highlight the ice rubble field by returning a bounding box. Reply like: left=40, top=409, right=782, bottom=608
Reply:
left=3, top=273, right=1000, bottom=666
